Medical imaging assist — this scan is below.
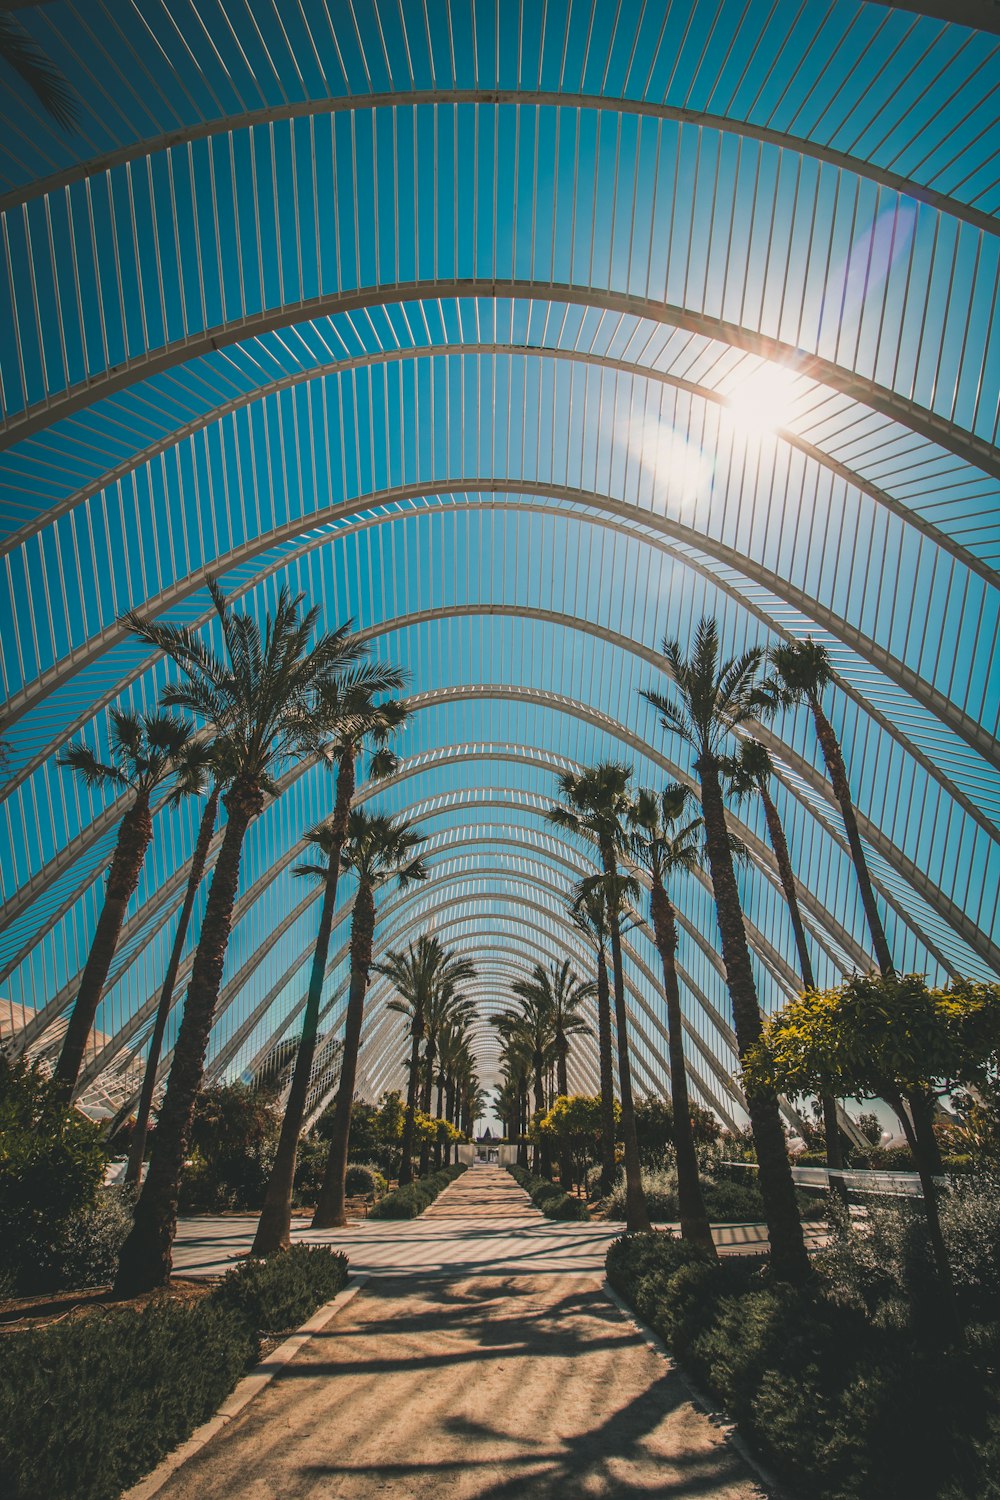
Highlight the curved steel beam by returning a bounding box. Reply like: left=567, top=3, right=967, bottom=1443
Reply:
left=8, top=499, right=989, bottom=936
left=5, top=477, right=993, bottom=793
left=7, top=341, right=990, bottom=598
left=4, top=86, right=994, bottom=232
left=3, top=280, right=994, bottom=483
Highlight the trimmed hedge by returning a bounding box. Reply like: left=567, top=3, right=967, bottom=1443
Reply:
left=212, top=1243, right=348, bottom=1332
left=506, top=1164, right=589, bottom=1220
left=606, top=1232, right=995, bottom=1500
left=0, top=1244, right=350, bottom=1500
left=368, top=1163, right=467, bottom=1219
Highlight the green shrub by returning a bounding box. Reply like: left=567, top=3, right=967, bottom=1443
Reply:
left=505, top=1163, right=589, bottom=1220
left=0, top=1239, right=354, bottom=1500
left=344, top=1163, right=387, bottom=1198
left=607, top=1214, right=1000, bottom=1500
left=0, top=1055, right=110, bottom=1294
left=369, top=1163, right=466, bottom=1219
left=0, top=1297, right=258, bottom=1500
left=177, top=1083, right=279, bottom=1212
left=213, top=1244, right=349, bottom=1332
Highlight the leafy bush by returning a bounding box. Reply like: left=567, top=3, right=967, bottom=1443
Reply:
left=607, top=1221, right=999, bottom=1500
left=292, top=1133, right=329, bottom=1205
left=605, top=1165, right=824, bottom=1225
left=178, top=1083, right=279, bottom=1212
left=369, top=1163, right=466, bottom=1219
left=344, top=1163, right=387, bottom=1198
left=42, top=1186, right=135, bottom=1292
left=0, top=1241, right=354, bottom=1500
left=0, top=1055, right=109, bottom=1294
left=506, top=1163, right=589, bottom=1220
left=213, top=1244, right=349, bottom=1332
left=0, top=1297, right=258, bottom=1500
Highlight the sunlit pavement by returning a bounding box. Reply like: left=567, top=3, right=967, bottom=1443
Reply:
left=171, top=1163, right=827, bottom=1279
left=156, top=1166, right=769, bottom=1499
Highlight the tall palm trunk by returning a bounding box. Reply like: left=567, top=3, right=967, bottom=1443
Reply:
left=533, top=1049, right=552, bottom=1177
left=603, top=844, right=651, bottom=1233
left=809, top=696, right=893, bottom=975
left=757, top=779, right=846, bottom=1192
left=126, top=789, right=219, bottom=1186
left=252, top=758, right=354, bottom=1254
left=115, top=780, right=262, bottom=1295
left=883, top=1086, right=956, bottom=1324
left=313, top=879, right=375, bottom=1229
left=55, top=791, right=154, bottom=1098
left=649, top=882, right=715, bottom=1255
left=595, top=949, right=617, bottom=1197
left=555, top=1028, right=574, bottom=1190
left=398, top=1013, right=423, bottom=1186
left=697, top=753, right=809, bottom=1282
left=418, top=1040, right=435, bottom=1175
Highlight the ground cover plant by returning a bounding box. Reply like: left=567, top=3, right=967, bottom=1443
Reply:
left=606, top=1174, right=1000, bottom=1500
left=0, top=1244, right=349, bottom=1500
left=368, top=1162, right=466, bottom=1219
left=505, top=1162, right=589, bottom=1220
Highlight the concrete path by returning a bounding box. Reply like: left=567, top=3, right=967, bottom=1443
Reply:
left=157, top=1167, right=766, bottom=1498
left=172, top=1169, right=822, bottom=1281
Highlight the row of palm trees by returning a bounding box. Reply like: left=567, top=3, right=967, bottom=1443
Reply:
left=37, top=582, right=891, bottom=1289
left=488, top=619, right=901, bottom=1283
left=42, top=581, right=435, bottom=1291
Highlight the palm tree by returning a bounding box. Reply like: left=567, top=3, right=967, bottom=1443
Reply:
left=125, top=746, right=223, bottom=1186
left=726, top=738, right=846, bottom=1192
left=0, top=11, right=80, bottom=128
left=642, top=617, right=809, bottom=1282
left=549, top=765, right=651, bottom=1233
left=497, top=991, right=557, bottom=1175
left=54, top=710, right=196, bottom=1099
left=512, top=960, right=593, bottom=1187
left=377, top=937, right=477, bottom=1183
left=312, top=810, right=428, bottom=1228
left=569, top=880, right=619, bottom=1197
left=251, top=660, right=408, bottom=1254
left=418, top=980, right=476, bottom=1173
left=629, top=784, right=716, bottom=1255
left=766, top=639, right=893, bottom=976
left=114, top=582, right=362, bottom=1295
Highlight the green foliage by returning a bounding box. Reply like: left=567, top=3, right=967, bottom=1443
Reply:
left=319, top=1090, right=408, bottom=1172
left=744, top=972, right=1000, bottom=1104
left=0, top=1241, right=353, bottom=1500
left=606, top=1165, right=826, bottom=1225
left=0, top=1297, right=258, bottom=1500
left=344, top=1163, right=387, bottom=1197
left=213, top=1244, right=348, bottom=1332
left=368, top=1163, right=466, bottom=1219
left=506, top=1163, right=589, bottom=1220
left=0, top=1055, right=109, bottom=1293
left=178, top=1083, right=279, bottom=1211
left=630, top=1096, right=721, bottom=1170
left=607, top=1211, right=1000, bottom=1500
left=292, top=1132, right=330, bottom=1204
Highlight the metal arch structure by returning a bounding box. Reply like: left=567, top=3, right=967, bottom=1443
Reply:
left=1, top=0, right=998, bottom=1132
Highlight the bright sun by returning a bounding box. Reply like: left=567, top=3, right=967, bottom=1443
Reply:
left=724, top=362, right=803, bottom=435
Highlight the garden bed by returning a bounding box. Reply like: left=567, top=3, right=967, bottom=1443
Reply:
left=368, top=1162, right=467, bottom=1219
left=0, top=1244, right=349, bottom=1500
left=606, top=1212, right=999, bottom=1500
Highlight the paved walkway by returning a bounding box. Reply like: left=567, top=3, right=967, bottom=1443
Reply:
left=160, top=1168, right=767, bottom=1498
left=173, top=1170, right=820, bottom=1281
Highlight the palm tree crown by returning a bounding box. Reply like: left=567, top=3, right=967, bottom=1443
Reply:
left=641, top=617, right=771, bottom=765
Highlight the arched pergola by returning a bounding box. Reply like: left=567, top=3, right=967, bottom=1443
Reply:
left=1, top=0, right=997, bottom=1126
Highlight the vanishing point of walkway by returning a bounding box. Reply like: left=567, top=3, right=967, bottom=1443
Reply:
left=160, top=1167, right=766, bottom=1499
